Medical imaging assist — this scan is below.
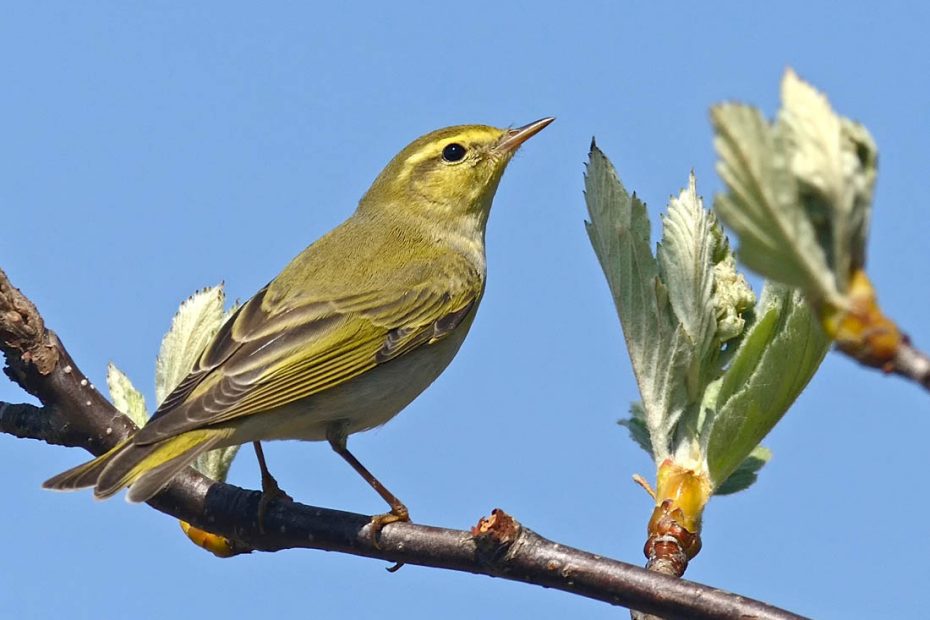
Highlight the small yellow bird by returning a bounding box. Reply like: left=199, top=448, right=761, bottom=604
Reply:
left=44, top=118, right=553, bottom=529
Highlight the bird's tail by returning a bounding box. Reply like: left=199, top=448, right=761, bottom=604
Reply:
left=43, top=428, right=233, bottom=503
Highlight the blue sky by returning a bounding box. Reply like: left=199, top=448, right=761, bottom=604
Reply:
left=2, top=3, right=929, bottom=619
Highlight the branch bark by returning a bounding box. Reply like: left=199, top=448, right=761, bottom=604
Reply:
left=0, top=267, right=807, bottom=620
left=890, top=337, right=930, bottom=391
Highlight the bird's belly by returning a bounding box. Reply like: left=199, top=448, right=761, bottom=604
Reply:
left=231, top=319, right=472, bottom=443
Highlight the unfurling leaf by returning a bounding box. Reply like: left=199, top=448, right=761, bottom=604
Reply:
left=658, top=173, right=717, bottom=371
left=704, top=284, right=829, bottom=488
left=619, top=403, right=653, bottom=456
left=153, top=284, right=241, bottom=481
left=711, top=103, right=838, bottom=303
left=711, top=68, right=878, bottom=307
left=585, top=143, right=691, bottom=460
left=714, top=446, right=772, bottom=496
left=106, top=362, right=148, bottom=428
left=194, top=445, right=241, bottom=483
left=778, top=69, right=877, bottom=285
left=155, top=284, right=227, bottom=405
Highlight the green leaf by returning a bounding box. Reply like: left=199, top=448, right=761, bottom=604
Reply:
left=106, top=362, right=148, bottom=428
left=704, top=284, right=829, bottom=488
left=151, top=284, right=240, bottom=481
left=657, top=172, right=718, bottom=398
left=713, top=446, right=772, bottom=496
left=619, top=402, right=653, bottom=456
left=777, top=69, right=878, bottom=289
left=584, top=143, right=691, bottom=459
left=194, top=445, right=241, bottom=482
left=711, top=69, right=879, bottom=306
left=155, top=284, right=227, bottom=405
left=711, top=102, right=840, bottom=305
left=839, top=119, right=878, bottom=272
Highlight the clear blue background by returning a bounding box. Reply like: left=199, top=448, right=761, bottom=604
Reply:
left=2, top=4, right=928, bottom=619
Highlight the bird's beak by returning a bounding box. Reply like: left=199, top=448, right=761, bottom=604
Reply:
left=496, top=117, right=555, bottom=153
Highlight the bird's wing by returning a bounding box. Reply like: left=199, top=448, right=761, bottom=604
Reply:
left=133, top=278, right=479, bottom=444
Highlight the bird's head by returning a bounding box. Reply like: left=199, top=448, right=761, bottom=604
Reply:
left=359, top=118, right=553, bottom=227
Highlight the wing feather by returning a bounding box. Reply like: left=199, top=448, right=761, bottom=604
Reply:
left=134, top=272, right=479, bottom=445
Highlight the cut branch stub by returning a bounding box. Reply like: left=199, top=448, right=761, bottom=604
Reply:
left=0, top=269, right=58, bottom=376
left=472, top=508, right=521, bottom=565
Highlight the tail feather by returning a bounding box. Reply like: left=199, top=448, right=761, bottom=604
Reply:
left=42, top=440, right=132, bottom=492
left=43, top=429, right=233, bottom=502
left=122, top=431, right=227, bottom=503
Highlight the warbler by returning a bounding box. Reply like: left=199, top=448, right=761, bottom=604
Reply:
left=44, top=117, right=553, bottom=530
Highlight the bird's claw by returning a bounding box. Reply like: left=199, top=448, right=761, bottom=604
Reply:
left=257, top=475, right=293, bottom=534
left=369, top=506, right=410, bottom=571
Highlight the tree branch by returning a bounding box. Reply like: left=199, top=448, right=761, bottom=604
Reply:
left=0, top=267, right=807, bottom=620
left=890, top=337, right=930, bottom=391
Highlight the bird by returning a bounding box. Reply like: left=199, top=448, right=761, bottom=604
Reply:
left=44, top=117, right=554, bottom=532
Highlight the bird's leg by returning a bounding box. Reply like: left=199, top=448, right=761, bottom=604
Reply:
left=253, top=441, right=292, bottom=533
left=326, top=423, right=410, bottom=543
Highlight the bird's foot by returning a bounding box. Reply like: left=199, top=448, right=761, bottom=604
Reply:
left=257, top=472, right=293, bottom=534
left=369, top=504, right=410, bottom=572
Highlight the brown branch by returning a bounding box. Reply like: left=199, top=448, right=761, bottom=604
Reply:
left=890, top=336, right=930, bottom=391
left=834, top=319, right=930, bottom=392
left=0, top=267, right=808, bottom=620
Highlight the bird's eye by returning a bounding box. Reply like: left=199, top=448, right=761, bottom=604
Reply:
left=442, top=143, right=467, bottom=162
